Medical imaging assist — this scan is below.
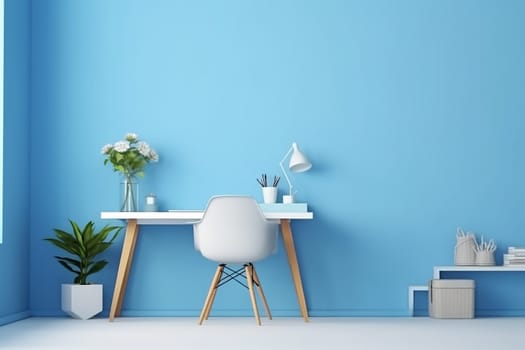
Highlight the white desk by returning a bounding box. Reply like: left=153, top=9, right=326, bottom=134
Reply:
left=101, top=211, right=314, bottom=321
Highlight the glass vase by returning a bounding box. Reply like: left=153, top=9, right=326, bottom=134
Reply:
left=120, top=175, right=139, bottom=212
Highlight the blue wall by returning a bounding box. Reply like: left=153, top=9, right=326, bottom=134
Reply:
left=0, top=0, right=32, bottom=325
left=22, top=0, right=525, bottom=317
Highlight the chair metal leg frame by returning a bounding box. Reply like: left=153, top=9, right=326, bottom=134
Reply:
left=218, top=265, right=249, bottom=288
left=198, top=263, right=271, bottom=325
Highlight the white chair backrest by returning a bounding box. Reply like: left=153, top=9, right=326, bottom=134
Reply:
left=194, top=196, right=278, bottom=264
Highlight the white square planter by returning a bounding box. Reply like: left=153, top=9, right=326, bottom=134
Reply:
left=61, top=284, right=103, bottom=320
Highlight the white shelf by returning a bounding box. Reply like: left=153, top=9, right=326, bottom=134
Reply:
left=408, top=265, right=525, bottom=316
left=408, top=285, right=429, bottom=316
left=433, top=265, right=525, bottom=279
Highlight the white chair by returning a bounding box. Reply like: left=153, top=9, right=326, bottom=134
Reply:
left=193, top=195, right=278, bottom=325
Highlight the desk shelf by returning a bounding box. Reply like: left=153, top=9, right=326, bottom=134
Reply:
left=408, top=265, right=525, bottom=316
left=433, top=265, right=525, bottom=279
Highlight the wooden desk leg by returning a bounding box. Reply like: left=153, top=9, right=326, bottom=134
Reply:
left=280, top=219, right=309, bottom=322
left=109, top=219, right=139, bottom=321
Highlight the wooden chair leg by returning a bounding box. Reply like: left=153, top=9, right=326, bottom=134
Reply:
left=203, top=275, right=220, bottom=321
left=252, top=265, right=272, bottom=320
left=199, top=265, right=224, bottom=325
left=245, top=264, right=261, bottom=325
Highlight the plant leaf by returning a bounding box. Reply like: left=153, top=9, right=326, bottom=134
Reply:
left=44, top=220, right=122, bottom=284
left=86, top=260, right=108, bottom=277
left=57, top=260, right=80, bottom=275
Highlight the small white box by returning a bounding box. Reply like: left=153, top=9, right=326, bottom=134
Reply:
left=429, top=279, right=475, bottom=319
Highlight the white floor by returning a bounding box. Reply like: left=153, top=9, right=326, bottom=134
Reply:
left=1, top=316, right=524, bottom=350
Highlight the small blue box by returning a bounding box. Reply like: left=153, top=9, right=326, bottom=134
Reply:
left=259, top=203, right=308, bottom=212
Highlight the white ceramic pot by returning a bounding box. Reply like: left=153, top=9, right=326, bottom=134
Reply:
left=61, top=284, right=103, bottom=320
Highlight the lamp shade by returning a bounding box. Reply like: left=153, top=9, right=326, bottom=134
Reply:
left=289, top=143, right=312, bottom=173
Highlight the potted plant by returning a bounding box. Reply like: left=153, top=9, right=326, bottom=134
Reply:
left=44, top=219, right=122, bottom=319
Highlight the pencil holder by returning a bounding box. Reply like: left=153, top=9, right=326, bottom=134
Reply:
left=455, top=235, right=476, bottom=266
left=474, top=237, right=496, bottom=266
left=475, top=250, right=495, bottom=266
left=262, top=187, right=277, bottom=204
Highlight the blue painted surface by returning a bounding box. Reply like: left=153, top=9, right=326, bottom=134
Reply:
left=0, top=0, right=32, bottom=325
left=1, top=0, right=525, bottom=318
left=413, top=290, right=429, bottom=317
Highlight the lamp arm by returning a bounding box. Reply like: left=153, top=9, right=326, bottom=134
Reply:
left=279, top=146, right=294, bottom=196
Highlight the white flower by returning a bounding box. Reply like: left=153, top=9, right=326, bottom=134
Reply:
left=102, top=133, right=159, bottom=177
left=149, top=149, right=159, bottom=162
left=125, top=133, right=138, bottom=142
left=113, top=141, right=130, bottom=153
left=101, top=144, right=113, bottom=154
left=137, top=141, right=151, bottom=158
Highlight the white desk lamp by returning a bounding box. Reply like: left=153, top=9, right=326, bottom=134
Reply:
left=279, top=142, right=312, bottom=203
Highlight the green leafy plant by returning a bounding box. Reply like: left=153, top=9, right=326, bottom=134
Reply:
left=44, top=220, right=122, bottom=285
left=101, top=132, right=159, bottom=179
